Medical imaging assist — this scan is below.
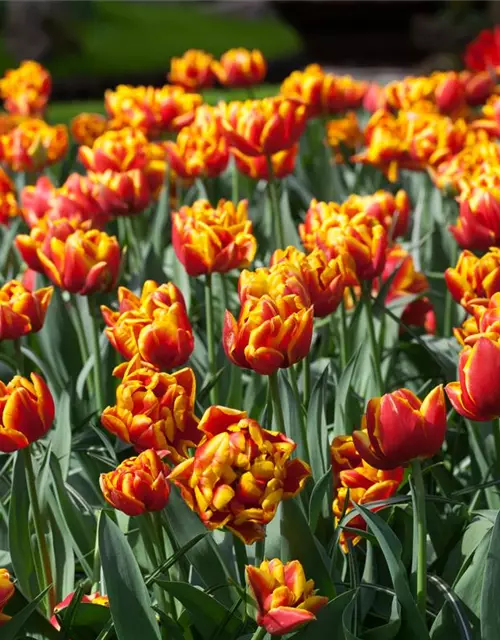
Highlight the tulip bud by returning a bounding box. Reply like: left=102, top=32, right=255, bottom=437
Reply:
left=0, top=280, right=53, bottom=339
left=435, top=72, right=465, bottom=114
left=450, top=189, right=500, bottom=250
left=0, top=568, right=14, bottom=625
left=0, top=373, right=55, bottom=452
left=90, top=168, right=152, bottom=216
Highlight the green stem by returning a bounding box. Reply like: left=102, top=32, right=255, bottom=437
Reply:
left=289, top=367, right=310, bottom=463
left=266, top=156, right=285, bottom=250
left=205, top=273, right=218, bottom=405
left=303, top=353, right=311, bottom=408
left=255, top=538, right=265, bottom=566
left=68, top=294, right=90, bottom=368
left=220, top=273, right=230, bottom=314
left=494, top=418, right=500, bottom=475
left=23, top=447, right=56, bottom=615
left=410, top=459, right=427, bottom=619
left=145, top=512, right=174, bottom=623
left=361, top=283, right=384, bottom=396
left=443, top=242, right=458, bottom=337
left=232, top=157, right=239, bottom=203
left=91, top=510, right=102, bottom=593
left=268, top=372, right=286, bottom=434
left=233, top=535, right=248, bottom=586
left=86, top=296, right=105, bottom=412
left=250, top=626, right=267, bottom=640
left=339, top=300, right=349, bottom=368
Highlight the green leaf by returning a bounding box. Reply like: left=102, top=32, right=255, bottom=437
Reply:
left=481, top=510, right=500, bottom=640
left=49, top=390, right=72, bottom=479
left=362, top=595, right=402, bottom=639
left=307, top=364, right=330, bottom=481
left=65, top=602, right=111, bottom=640
left=99, top=513, right=161, bottom=640
left=333, top=345, right=362, bottom=437
left=292, top=590, right=355, bottom=639
left=2, top=586, right=57, bottom=640
left=308, top=466, right=332, bottom=532
left=280, top=179, right=301, bottom=248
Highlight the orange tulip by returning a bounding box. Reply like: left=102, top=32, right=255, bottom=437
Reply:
left=101, top=354, right=201, bottom=463
left=0, top=60, right=51, bottom=116
left=172, top=199, right=257, bottom=276
left=70, top=112, right=108, bottom=146
left=353, top=386, right=447, bottom=469
left=168, top=406, right=311, bottom=543
left=342, top=190, right=411, bottom=239
left=330, top=434, right=362, bottom=486
left=0, top=568, right=14, bottom=625
left=168, top=49, right=216, bottom=90
left=246, top=559, right=328, bottom=635
left=79, top=127, right=151, bottom=173
left=51, top=591, right=109, bottom=630
left=0, top=373, right=55, bottom=452
left=214, top=48, right=266, bottom=87
left=232, top=145, right=298, bottom=181
left=0, top=280, right=53, bottom=340
left=219, top=96, right=308, bottom=156
left=100, top=449, right=170, bottom=516
left=326, top=112, right=364, bottom=162
left=238, top=260, right=310, bottom=308
left=445, top=247, right=500, bottom=310
left=0, top=119, right=68, bottom=172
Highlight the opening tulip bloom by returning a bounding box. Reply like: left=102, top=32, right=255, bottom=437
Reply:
left=0, top=569, right=14, bottom=625
left=0, top=119, right=68, bottom=172
left=168, top=49, right=216, bottom=90
left=100, top=449, right=170, bottom=516
left=51, top=592, right=109, bottom=630
left=352, top=386, right=447, bottom=469
left=214, top=48, right=267, bottom=87
left=246, top=559, right=328, bottom=636
left=101, top=354, right=201, bottom=463
left=0, top=372, right=55, bottom=452
left=0, top=280, right=53, bottom=339
left=168, top=406, right=311, bottom=543
left=218, top=96, right=308, bottom=157
left=172, top=199, right=257, bottom=277
left=101, top=280, right=194, bottom=369
left=445, top=247, right=500, bottom=310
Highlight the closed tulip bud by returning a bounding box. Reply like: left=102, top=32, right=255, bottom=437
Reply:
left=353, top=386, right=447, bottom=469
left=0, top=119, right=68, bottom=172
left=70, top=112, right=108, bottom=146
left=100, top=449, right=170, bottom=516
left=168, top=49, right=216, bottom=91
left=446, top=337, right=500, bottom=421
left=0, top=280, right=53, bottom=339
left=246, top=559, right=328, bottom=636
left=102, top=280, right=194, bottom=369
left=232, top=145, right=298, bottom=181
left=101, top=355, right=201, bottom=463
left=0, top=61, right=51, bottom=116
left=169, top=406, right=311, bottom=543
left=0, top=568, right=14, bottom=625
left=51, top=591, right=109, bottom=630
left=435, top=72, right=465, bottom=114
left=214, top=48, right=267, bottom=87
left=219, top=96, right=308, bottom=157
left=223, top=295, right=313, bottom=375
left=0, top=373, right=55, bottom=452
left=172, top=199, right=257, bottom=277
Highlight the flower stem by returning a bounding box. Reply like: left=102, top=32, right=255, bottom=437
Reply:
left=145, top=512, right=174, bottom=622
left=443, top=242, right=458, bottom=337
left=361, top=282, right=384, bottom=396
left=494, top=418, right=500, bottom=475
left=233, top=535, right=248, bottom=586
left=86, top=296, right=105, bottom=412
left=232, top=157, right=239, bottom=203
left=410, top=459, right=427, bottom=619
left=91, top=510, right=102, bottom=593
left=303, top=353, right=311, bottom=408
left=205, top=273, right=218, bottom=405
left=266, top=156, right=285, bottom=250
left=339, top=300, right=349, bottom=368
left=269, top=372, right=286, bottom=434
left=289, top=366, right=310, bottom=464
left=250, top=626, right=267, bottom=640
left=22, top=446, right=56, bottom=615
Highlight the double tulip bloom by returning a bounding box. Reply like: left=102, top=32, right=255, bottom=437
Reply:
left=0, top=569, right=14, bottom=625
left=232, top=145, right=298, bottom=181
left=168, top=49, right=216, bottom=90
left=172, top=199, right=257, bottom=277
left=445, top=247, right=500, bottom=310
left=0, top=280, right=53, bottom=340
left=70, top=112, right=108, bottom=146
left=246, top=559, right=328, bottom=635
left=100, top=449, right=171, bottom=516
left=0, top=373, right=55, bottom=452
left=169, top=406, right=311, bottom=543
left=101, top=355, right=201, bottom=463
left=214, top=48, right=266, bottom=87
left=0, top=60, right=51, bottom=116
left=0, top=119, right=68, bottom=172
left=101, top=280, right=194, bottom=370
left=353, top=386, right=447, bottom=469
left=450, top=186, right=500, bottom=251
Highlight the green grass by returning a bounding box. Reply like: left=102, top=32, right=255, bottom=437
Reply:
left=0, top=2, right=301, bottom=80
left=47, top=85, right=280, bottom=125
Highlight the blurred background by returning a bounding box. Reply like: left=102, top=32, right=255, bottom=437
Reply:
left=2, top=0, right=498, bottom=101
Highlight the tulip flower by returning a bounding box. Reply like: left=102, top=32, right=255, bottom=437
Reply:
left=70, top=112, right=108, bottom=146
left=79, top=127, right=151, bottom=174
left=0, top=280, right=53, bottom=339
left=464, top=27, right=500, bottom=73
left=450, top=188, right=500, bottom=250
left=326, top=112, right=364, bottom=162
left=51, top=591, right=109, bottom=630
left=0, top=60, right=51, bottom=116
left=330, top=434, right=362, bottom=483
left=0, top=372, right=55, bottom=452
left=168, top=406, right=311, bottom=543
left=172, top=199, right=257, bottom=277
left=342, top=190, right=411, bottom=239
left=238, top=259, right=310, bottom=307
left=0, top=119, right=68, bottom=172
left=21, top=175, right=57, bottom=225
left=168, top=49, right=216, bottom=90
left=223, top=294, right=313, bottom=376
left=219, top=96, right=308, bottom=157
left=101, top=280, right=194, bottom=370
left=445, top=247, right=500, bottom=309
left=0, top=568, right=14, bottom=625
left=246, top=559, right=328, bottom=635
left=353, top=386, right=447, bottom=469
left=446, top=337, right=500, bottom=421
left=100, top=449, right=170, bottom=516
left=89, top=168, right=152, bottom=216
left=232, top=145, right=298, bottom=181
left=101, top=355, right=201, bottom=463
left=0, top=167, right=21, bottom=225
left=214, top=48, right=266, bottom=87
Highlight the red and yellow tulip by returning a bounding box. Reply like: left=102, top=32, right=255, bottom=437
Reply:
left=0, top=60, right=51, bottom=116
left=0, top=569, right=14, bottom=625
left=214, top=48, right=266, bottom=87
left=70, top=112, right=108, bottom=146
left=0, top=119, right=68, bottom=172
left=168, top=49, right=216, bottom=91
left=51, top=592, right=109, bottom=630
left=0, top=280, right=53, bottom=340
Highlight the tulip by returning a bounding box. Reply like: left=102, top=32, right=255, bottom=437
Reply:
left=168, top=49, right=216, bottom=90
left=0, top=280, right=53, bottom=339
left=168, top=406, right=311, bottom=543
left=101, top=280, right=194, bottom=370
left=0, top=119, right=68, bottom=172
left=232, top=145, right=297, bottom=181
left=214, top=48, right=266, bottom=87
left=446, top=337, right=500, bottom=421
left=451, top=188, right=500, bottom=250
left=0, top=568, right=14, bottom=625
left=0, top=373, right=55, bottom=452
left=353, top=386, right=447, bottom=469
left=79, top=127, right=151, bottom=173
left=238, top=259, right=310, bottom=307
left=330, top=434, right=362, bottom=484
left=462, top=70, right=495, bottom=106
left=223, top=294, right=313, bottom=376
left=21, top=175, right=57, bottom=226
left=0, top=60, right=51, bottom=116
left=464, top=27, right=500, bottom=73
left=218, top=96, right=308, bottom=157
left=445, top=247, right=500, bottom=309
left=51, top=591, right=109, bottom=630
left=246, top=559, right=328, bottom=635
left=326, top=112, right=363, bottom=162
left=89, top=168, right=152, bottom=216
left=100, top=449, right=170, bottom=516
left=435, top=72, right=465, bottom=114
left=0, top=167, right=20, bottom=225
left=70, top=112, right=108, bottom=146
left=101, top=355, right=201, bottom=463
left=172, top=199, right=257, bottom=277
left=347, top=190, right=410, bottom=239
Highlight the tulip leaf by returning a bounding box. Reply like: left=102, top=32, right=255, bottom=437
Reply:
left=308, top=466, right=333, bottom=532
left=362, top=594, right=402, bottom=639
left=280, top=179, right=301, bottom=249
left=480, top=510, right=500, bottom=640
left=353, top=502, right=429, bottom=640
left=333, top=344, right=363, bottom=437
left=2, top=586, right=57, bottom=640
left=99, top=513, right=161, bottom=640
left=49, top=389, right=72, bottom=479
left=307, top=364, right=330, bottom=481
left=292, top=589, right=355, bottom=639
